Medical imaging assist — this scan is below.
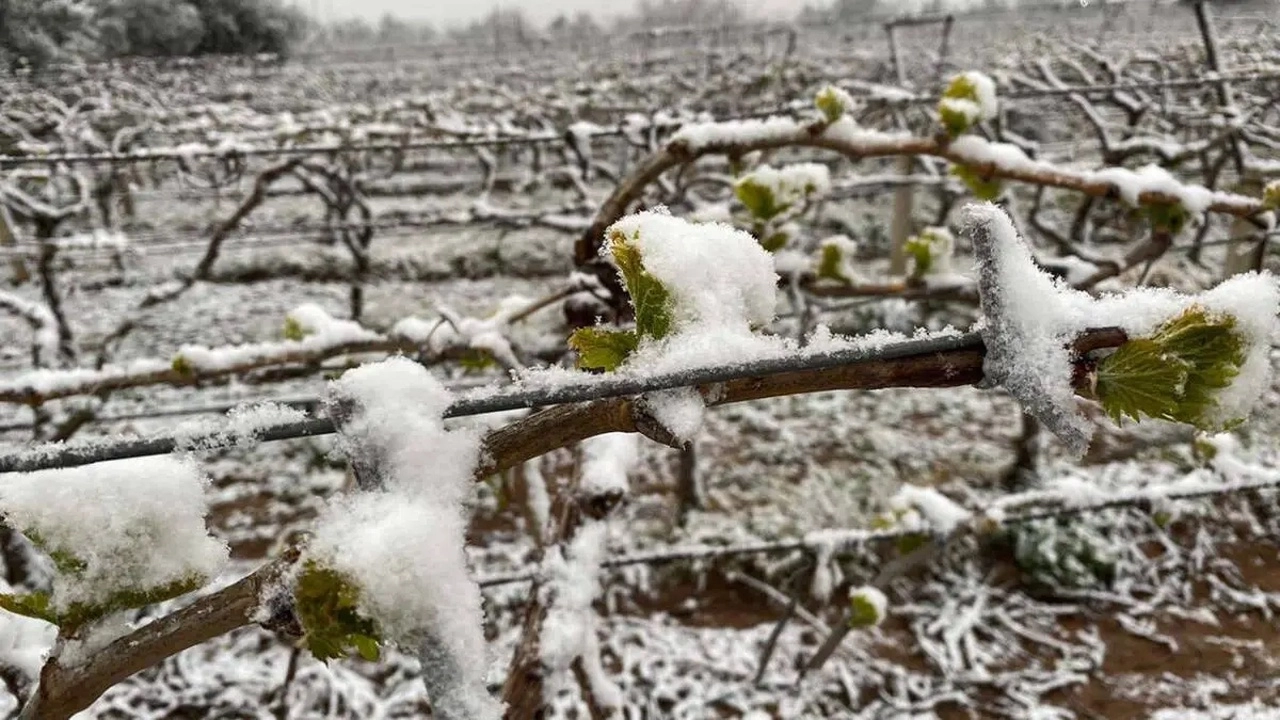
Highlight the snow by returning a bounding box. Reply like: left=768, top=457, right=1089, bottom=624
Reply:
left=1151, top=702, right=1280, bottom=719
left=737, top=163, right=832, bottom=209
left=0, top=358, right=172, bottom=401
left=0, top=290, right=59, bottom=366
left=670, top=116, right=804, bottom=151
left=285, top=303, right=369, bottom=339
left=964, top=202, right=1279, bottom=453
left=0, top=456, right=227, bottom=613
left=964, top=72, right=999, bottom=121
left=944, top=71, right=999, bottom=125
left=848, top=585, right=889, bottom=626
left=305, top=492, right=497, bottom=719
left=175, top=306, right=381, bottom=374
left=306, top=357, right=498, bottom=719
left=608, top=209, right=778, bottom=334
left=947, top=136, right=1252, bottom=216
left=540, top=521, right=617, bottom=704
left=966, top=202, right=1094, bottom=453
left=890, top=485, right=972, bottom=534
left=323, top=357, right=478, bottom=501
left=393, top=298, right=527, bottom=370
left=0, top=587, right=56, bottom=681
left=821, top=117, right=911, bottom=146
left=580, top=433, right=640, bottom=498
left=641, top=388, right=706, bottom=444
left=1092, top=164, right=1216, bottom=215
left=173, top=401, right=308, bottom=454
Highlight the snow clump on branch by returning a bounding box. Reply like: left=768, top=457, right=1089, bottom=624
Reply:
left=301, top=357, right=500, bottom=720
left=0, top=457, right=227, bottom=617
left=964, top=202, right=1278, bottom=455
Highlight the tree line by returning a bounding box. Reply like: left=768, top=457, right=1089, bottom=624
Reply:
left=0, top=0, right=304, bottom=70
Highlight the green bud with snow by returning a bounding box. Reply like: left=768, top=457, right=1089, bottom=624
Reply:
left=951, top=164, right=1002, bottom=201
left=869, top=509, right=929, bottom=554
left=734, top=164, right=832, bottom=222
left=937, top=71, right=998, bottom=137
left=847, top=586, right=888, bottom=628
left=283, top=315, right=308, bottom=341
left=1094, top=306, right=1247, bottom=431
left=1191, top=433, right=1220, bottom=464
left=171, top=353, right=195, bottom=377
left=294, top=559, right=384, bottom=662
left=816, top=235, right=858, bottom=284
left=904, top=227, right=955, bottom=279
left=815, top=85, right=854, bottom=124
left=735, top=178, right=783, bottom=221
left=1264, top=180, right=1280, bottom=211
left=1143, top=202, right=1190, bottom=235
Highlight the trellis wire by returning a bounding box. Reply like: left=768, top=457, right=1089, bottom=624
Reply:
left=0, top=330, right=985, bottom=473
left=475, top=470, right=1280, bottom=588
left=6, top=68, right=1280, bottom=169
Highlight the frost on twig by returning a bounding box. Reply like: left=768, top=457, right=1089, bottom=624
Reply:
left=538, top=434, right=636, bottom=716
left=963, top=202, right=1278, bottom=454
left=299, top=357, right=500, bottom=720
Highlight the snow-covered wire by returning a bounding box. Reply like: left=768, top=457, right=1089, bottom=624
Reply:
left=475, top=469, right=1280, bottom=589
left=0, top=330, right=992, bottom=473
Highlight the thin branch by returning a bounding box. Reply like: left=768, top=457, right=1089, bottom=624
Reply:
left=575, top=118, right=1267, bottom=263
left=0, top=328, right=1129, bottom=474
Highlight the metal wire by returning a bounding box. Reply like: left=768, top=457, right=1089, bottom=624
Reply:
left=475, top=469, right=1280, bottom=588
left=6, top=67, right=1279, bottom=168
left=0, top=330, right=984, bottom=473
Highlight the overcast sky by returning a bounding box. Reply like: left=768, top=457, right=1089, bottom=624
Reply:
left=305, top=0, right=801, bottom=26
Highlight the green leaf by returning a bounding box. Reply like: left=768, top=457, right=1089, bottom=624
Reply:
left=1152, top=307, right=1244, bottom=426
left=1095, top=339, right=1187, bottom=424
left=1095, top=307, right=1246, bottom=429
left=1264, top=180, right=1280, bottom=211
left=171, top=354, right=195, bottom=377
left=734, top=178, right=786, bottom=221
left=816, top=244, right=851, bottom=284
left=607, top=230, right=674, bottom=341
left=847, top=588, right=886, bottom=628
left=905, top=236, right=933, bottom=277
left=895, top=533, right=929, bottom=555
left=1009, top=518, right=1117, bottom=591
left=950, top=165, right=1001, bottom=201
left=294, top=560, right=383, bottom=663
left=459, top=349, right=497, bottom=373
left=815, top=85, right=847, bottom=123
left=938, top=102, right=973, bottom=137
left=568, top=327, right=638, bottom=371
left=1144, top=203, right=1190, bottom=234
left=760, top=231, right=789, bottom=253
left=353, top=634, right=381, bottom=661
left=283, top=316, right=308, bottom=341
left=0, top=592, right=57, bottom=624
